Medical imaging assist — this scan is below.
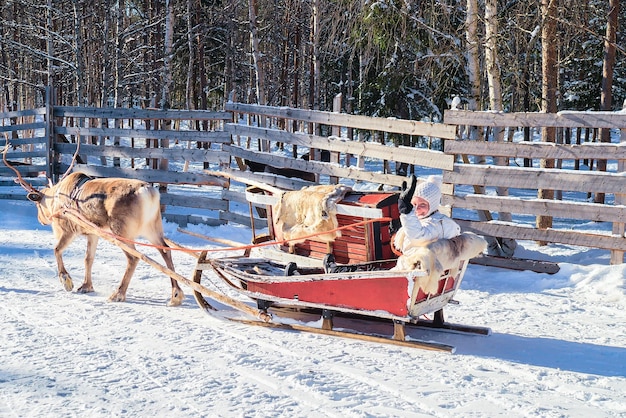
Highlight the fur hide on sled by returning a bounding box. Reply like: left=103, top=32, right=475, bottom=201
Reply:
left=274, top=184, right=352, bottom=248
left=391, top=232, right=487, bottom=295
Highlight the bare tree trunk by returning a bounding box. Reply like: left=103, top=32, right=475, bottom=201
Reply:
left=537, top=0, right=558, bottom=238
left=101, top=0, right=112, bottom=107
left=47, top=0, right=54, bottom=92
left=159, top=0, right=173, bottom=177
left=483, top=0, right=516, bottom=257
left=114, top=0, right=123, bottom=108
left=72, top=0, right=85, bottom=106
left=595, top=0, right=619, bottom=204
left=465, top=0, right=481, bottom=116
left=310, top=0, right=320, bottom=112
left=161, top=0, right=174, bottom=109
left=196, top=0, right=208, bottom=111
left=248, top=0, right=266, bottom=106
left=186, top=0, right=195, bottom=111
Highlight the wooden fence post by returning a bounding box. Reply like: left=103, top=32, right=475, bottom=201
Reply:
left=44, top=86, right=56, bottom=181
left=611, top=102, right=626, bottom=264
left=329, top=93, right=342, bottom=184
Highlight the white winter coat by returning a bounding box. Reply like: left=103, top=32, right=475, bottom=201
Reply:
left=393, top=210, right=461, bottom=254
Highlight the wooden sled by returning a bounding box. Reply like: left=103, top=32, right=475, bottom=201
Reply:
left=191, top=252, right=489, bottom=353
left=188, top=187, right=490, bottom=353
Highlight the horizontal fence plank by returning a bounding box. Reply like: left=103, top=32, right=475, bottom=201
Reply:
left=444, top=164, right=626, bottom=194
left=55, top=143, right=230, bottom=164
left=225, top=144, right=407, bottom=187
left=161, top=192, right=228, bottom=211
left=226, top=124, right=454, bottom=170
left=444, top=194, right=626, bottom=223
left=0, top=165, right=47, bottom=176
left=444, top=140, right=626, bottom=161
left=0, top=122, right=46, bottom=133
left=53, top=106, right=232, bottom=121
left=226, top=102, right=457, bottom=139
left=444, top=109, right=626, bottom=129
left=0, top=150, right=47, bottom=159
left=221, top=167, right=313, bottom=191
left=163, top=213, right=225, bottom=227
left=56, top=126, right=231, bottom=143
left=0, top=178, right=47, bottom=187
left=219, top=209, right=258, bottom=228
left=222, top=188, right=249, bottom=205
left=457, top=219, right=626, bottom=251
left=71, top=164, right=228, bottom=187
left=0, top=107, right=46, bottom=119
left=1, top=136, right=47, bottom=146
left=0, top=193, right=30, bottom=200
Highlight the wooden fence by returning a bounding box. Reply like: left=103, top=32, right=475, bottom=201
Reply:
left=3, top=99, right=626, bottom=264
left=443, top=109, right=626, bottom=264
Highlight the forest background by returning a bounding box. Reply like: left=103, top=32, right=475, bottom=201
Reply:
left=0, top=0, right=624, bottom=123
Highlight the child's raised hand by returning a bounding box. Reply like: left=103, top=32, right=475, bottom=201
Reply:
left=398, top=175, right=417, bottom=214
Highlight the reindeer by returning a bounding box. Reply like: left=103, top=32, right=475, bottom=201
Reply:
left=2, top=141, right=184, bottom=306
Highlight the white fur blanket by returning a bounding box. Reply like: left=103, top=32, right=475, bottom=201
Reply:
left=274, top=184, right=352, bottom=244
left=392, top=232, right=487, bottom=295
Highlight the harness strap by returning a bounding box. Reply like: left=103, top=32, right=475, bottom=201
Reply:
left=69, top=174, right=93, bottom=203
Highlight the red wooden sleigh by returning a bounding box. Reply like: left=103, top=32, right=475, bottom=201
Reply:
left=190, top=186, right=490, bottom=352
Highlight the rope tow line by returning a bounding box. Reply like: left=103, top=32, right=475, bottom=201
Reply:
left=56, top=207, right=392, bottom=255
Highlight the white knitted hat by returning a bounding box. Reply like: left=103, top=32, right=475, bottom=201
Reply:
left=414, top=175, right=441, bottom=217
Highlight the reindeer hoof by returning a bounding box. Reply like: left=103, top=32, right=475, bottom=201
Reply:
left=59, top=274, right=73, bottom=292
left=77, top=284, right=94, bottom=293
left=107, top=292, right=126, bottom=302
left=166, top=289, right=184, bottom=307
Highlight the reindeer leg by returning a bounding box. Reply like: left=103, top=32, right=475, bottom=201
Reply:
left=108, top=246, right=139, bottom=303
left=53, top=229, right=77, bottom=292
left=158, top=242, right=184, bottom=307
left=77, top=234, right=98, bottom=293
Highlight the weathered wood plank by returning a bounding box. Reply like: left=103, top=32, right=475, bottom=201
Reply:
left=221, top=188, right=248, bottom=205
left=0, top=178, right=47, bottom=187
left=1, top=150, right=47, bottom=159
left=226, top=124, right=454, bottom=170
left=0, top=107, right=46, bottom=119
left=56, top=126, right=231, bottom=143
left=55, top=142, right=230, bottom=164
left=1, top=136, right=47, bottom=146
left=160, top=192, right=228, bottom=211
left=163, top=213, right=226, bottom=227
left=444, top=109, right=626, bottom=128
left=0, top=165, right=47, bottom=176
left=444, top=140, right=626, bottom=160
left=71, top=164, right=229, bottom=187
left=444, top=194, right=626, bottom=223
left=457, top=219, right=626, bottom=251
left=0, top=193, right=29, bottom=200
left=221, top=167, right=313, bottom=191
left=225, top=144, right=407, bottom=187
left=53, top=106, right=232, bottom=121
left=0, top=122, right=46, bottom=133
left=444, top=164, right=626, bottom=194
left=470, top=255, right=560, bottom=274
left=226, top=102, right=458, bottom=138
left=219, top=209, right=257, bottom=228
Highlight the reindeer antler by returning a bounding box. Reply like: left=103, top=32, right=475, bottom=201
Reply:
left=2, top=139, right=42, bottom=197
left=59, top=138, right=81, bottom=181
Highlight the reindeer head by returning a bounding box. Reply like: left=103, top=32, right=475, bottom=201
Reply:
left=2, top=140, right=79, bottom=225
left=28, top=184, right=60, bottom=226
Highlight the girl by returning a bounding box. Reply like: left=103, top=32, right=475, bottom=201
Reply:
left=393, top=175, right=460, bottom=253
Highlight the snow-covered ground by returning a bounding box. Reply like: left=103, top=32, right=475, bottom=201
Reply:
left=1, top=196, right=625, bottom=418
